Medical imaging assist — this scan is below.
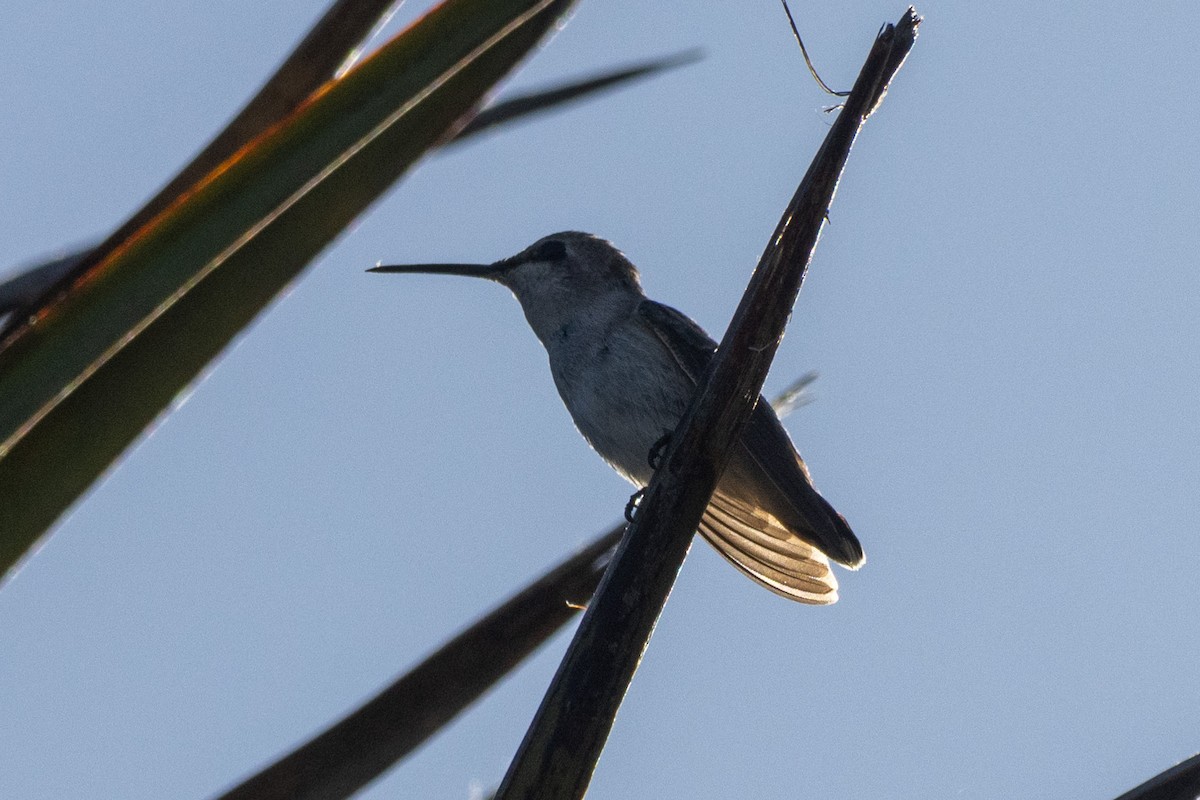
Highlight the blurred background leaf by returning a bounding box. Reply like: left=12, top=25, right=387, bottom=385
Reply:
left=213, top=526, right=620, bottom=800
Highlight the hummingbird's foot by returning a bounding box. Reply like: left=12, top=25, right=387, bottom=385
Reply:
left=624, top=488, right=647, bottom=523
left=648, top=432, right=672, bottom=471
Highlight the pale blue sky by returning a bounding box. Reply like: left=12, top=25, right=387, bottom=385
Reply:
left=2, top=2, right=1198, bottom=799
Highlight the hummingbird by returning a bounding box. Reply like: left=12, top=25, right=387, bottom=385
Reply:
left=370, top=232, right=863, bottom=603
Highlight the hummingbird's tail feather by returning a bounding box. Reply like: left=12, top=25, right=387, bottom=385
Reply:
left=706, top=499, right=831, bottom=579
left=698, top=492, right=839, bottom=604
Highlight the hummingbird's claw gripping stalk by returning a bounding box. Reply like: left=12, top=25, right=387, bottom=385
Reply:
left=647, top=432, right=672, bottom=471
left=624, top=488, right=647, bottom=524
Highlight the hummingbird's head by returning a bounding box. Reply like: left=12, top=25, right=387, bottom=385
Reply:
left=370, top=231, right=644, bottom=343
left=495, top=231, right=641, bottom=300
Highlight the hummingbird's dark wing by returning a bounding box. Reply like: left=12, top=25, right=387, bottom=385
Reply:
left=637, top=300, right=863, bottom=604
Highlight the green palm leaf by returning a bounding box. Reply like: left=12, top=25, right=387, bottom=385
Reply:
left=0, top=0, right=572, bottom=580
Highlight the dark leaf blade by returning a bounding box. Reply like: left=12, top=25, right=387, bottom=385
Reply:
left=212, top=527, right=621, bottom=800
left=450, top=48, right=703, bottom=144
left=1113, top=752, right=1200, bottom=800
left=0, top=0, right=574, bottom=581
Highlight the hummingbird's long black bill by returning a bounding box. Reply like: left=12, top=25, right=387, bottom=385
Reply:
left=367, top=262, right=507, bottom=280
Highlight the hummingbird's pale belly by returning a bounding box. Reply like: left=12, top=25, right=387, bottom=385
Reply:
left=546, top=321, right=692, bottom=488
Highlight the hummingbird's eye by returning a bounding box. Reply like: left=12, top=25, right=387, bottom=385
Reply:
left=529, top=239, right=567, bottom=262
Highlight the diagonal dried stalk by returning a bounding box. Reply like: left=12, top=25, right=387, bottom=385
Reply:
left=494, top=9, right=920, bottom=800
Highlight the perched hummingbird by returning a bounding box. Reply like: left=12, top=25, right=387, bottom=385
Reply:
left=371, top=232, right=863, bottom=603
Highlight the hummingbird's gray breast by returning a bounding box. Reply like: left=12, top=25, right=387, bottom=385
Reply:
left=543, top=308, right=692, bottom=487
